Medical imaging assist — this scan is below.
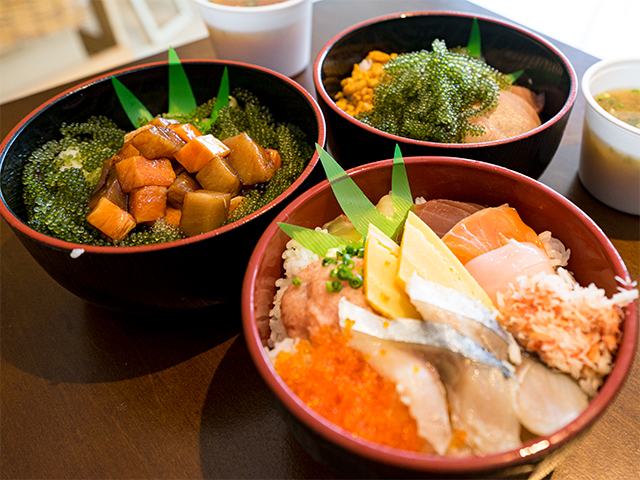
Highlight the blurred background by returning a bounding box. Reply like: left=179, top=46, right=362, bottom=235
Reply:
left=0, top=0, right=636, bottom=104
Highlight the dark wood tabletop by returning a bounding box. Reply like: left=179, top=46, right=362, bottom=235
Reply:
left=1, top=1, right=638, bottom=479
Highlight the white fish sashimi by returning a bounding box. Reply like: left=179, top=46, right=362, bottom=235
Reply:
left=348, top=332, right=453, bottom=455
left=438, top=355, right=522, bottom=455
left=338, top=299, right=522, bottom=455
left=406, top=272, right=521, bottom=365
left=515, top=355, right=589, bottom=436
left=465, top=240, right=555, bottom=304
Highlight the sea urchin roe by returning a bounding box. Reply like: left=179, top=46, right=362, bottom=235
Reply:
left=274, top=325, right=425, bottom=452
left=334, top=50, right=397, bottom=116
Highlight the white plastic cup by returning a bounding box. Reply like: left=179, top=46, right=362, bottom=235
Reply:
left=579, top=58, right=640, bottom=216
left=191, top=0, right=314, bottom=77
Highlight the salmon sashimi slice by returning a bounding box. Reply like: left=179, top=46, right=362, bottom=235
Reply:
left=413, top=199, right=485, bottom=238
left=441, top=204, right=544, bottom=265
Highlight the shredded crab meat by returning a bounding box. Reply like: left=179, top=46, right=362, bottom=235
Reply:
left=497, top=268, right=638, bottom=396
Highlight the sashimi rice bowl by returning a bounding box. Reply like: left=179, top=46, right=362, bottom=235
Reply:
left=241, top=150, right=638, bottom=475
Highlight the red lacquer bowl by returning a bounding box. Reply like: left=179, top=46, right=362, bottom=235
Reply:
left=242, top=156, right=636, bottom=477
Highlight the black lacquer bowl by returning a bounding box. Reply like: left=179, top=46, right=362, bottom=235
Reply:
left=0, top=60, right=326, bottom=312
left=314, top=11, right=577, bottom=178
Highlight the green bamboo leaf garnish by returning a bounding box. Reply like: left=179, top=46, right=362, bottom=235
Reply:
left=168, top=46, right=197, bottom=115
left=505, top=69, right=524, bottom=83
left=277, top=145, right=414, bottom=257
left=111, top=76, right=153, bottom=127
left=277, top=223, right=358, bottom=257
left=467, top=17, right=481, bottom=57
left=211, top=66, right=230, bottom=122
left=391, top=144, right=413, bottom=222
left=200, top=66, right=230, bottom=129
left=317, top=145, right=404, bottom=239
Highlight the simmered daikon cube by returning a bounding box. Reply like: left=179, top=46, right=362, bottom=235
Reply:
left=179, top=190, right=231, bottom=237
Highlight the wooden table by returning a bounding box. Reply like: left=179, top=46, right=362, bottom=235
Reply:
left=1, top=1, right=638, bottom=478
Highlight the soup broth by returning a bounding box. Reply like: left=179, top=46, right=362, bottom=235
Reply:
left=595, top=88, right=640, bottom=129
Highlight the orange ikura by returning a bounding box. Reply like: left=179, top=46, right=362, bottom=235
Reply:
left=274, top=325, right=427, bottom=452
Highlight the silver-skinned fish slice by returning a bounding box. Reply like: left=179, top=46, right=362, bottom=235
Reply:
left=406, top=272, right=521, bottom=365
left=338, top=298, right=522, bottom=455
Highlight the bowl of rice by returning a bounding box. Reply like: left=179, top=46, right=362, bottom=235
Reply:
left=241, top=155, right=637, bottom=476
left=0, top=59, right=326, bottom=312
left=313, top=11, right=577, bottom=179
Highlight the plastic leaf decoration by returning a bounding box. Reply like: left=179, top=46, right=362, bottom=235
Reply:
left=200, top=66, right=230, bottom=129
left=211, top=66, right=230, bottom=122
left=277, top=223, right=357, bottom=257
left=391, top=144, right=413, bottom=220
left=168, top=46, right=197, bottom=115
left=277, top=145, right=413, bottom=257
left=506, top=69, right=524, bottom=83
left=465, top=19, right=523, bottom=84
left=114, top=48, right=229, bottom=128
left=467, top=18, right=481, bottom=57
left=111, top=76, right=153, bottom=128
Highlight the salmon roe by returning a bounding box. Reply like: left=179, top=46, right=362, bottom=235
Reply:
left=274, top=325, right=426, bottom=452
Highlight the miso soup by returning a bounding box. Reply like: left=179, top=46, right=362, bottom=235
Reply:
left=595, top=88, right=640, bottom=129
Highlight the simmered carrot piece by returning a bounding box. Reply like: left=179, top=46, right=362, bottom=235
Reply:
left=86, top=196, right=136, bottom=242
left=163, top=205, right=182, bottom=227
left=129, top=185, right=168, bottom=224
left=174, top=134, right=231, bottom=173
left=223, top=133, right=277, bottom=185
left=169, top=123, right=202, bottom=142
left=179, top=190, right=231, bottom=237
left=195, top=155, right=241, bottom=196
left=129, top=125, right=185, bottom=160
left=167, top=171, right=200, bottom=208
left=116, top=156, right=176, bottom=193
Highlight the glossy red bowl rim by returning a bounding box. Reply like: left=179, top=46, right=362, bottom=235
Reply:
left=313, top=10, right=578, bottom=149
left=0, top=59, right=326, bottom=254
left=241, top=156, right=637, bottom=474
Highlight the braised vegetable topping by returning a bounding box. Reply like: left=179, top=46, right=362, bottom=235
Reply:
left=21, top=88, right=313, bottom=246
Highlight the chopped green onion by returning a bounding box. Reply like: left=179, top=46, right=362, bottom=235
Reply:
left=292, top=277, right=302, bottom=287
left=326, top=281, right=343, bottom=293
left=337, top=266, right=351, bottom=281
left=322, top=257, right=338, bottom=267
left=349, top=274, right=363, bottom=289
